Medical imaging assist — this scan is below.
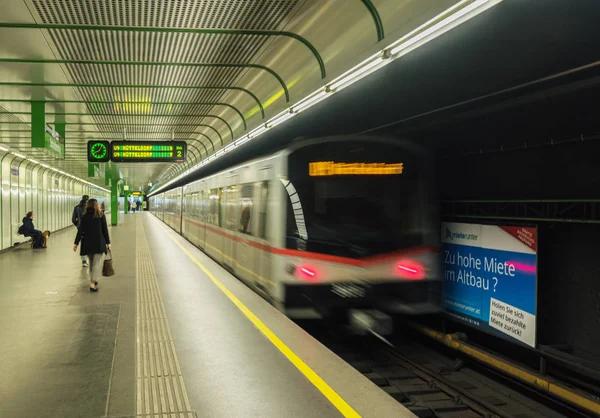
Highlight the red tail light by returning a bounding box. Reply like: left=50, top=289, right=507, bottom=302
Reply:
left=300, top=267, right=316, bottom=278
left=397, top=260, right=425, bottom=280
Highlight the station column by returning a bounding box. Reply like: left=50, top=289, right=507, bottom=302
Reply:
left=124, top=184, right=129, bottom=214
left=110, top=179, right=119, bottom=226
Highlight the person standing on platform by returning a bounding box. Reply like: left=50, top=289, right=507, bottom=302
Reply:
left=72, top=195, right=89, bottom=267
left=131, top=200, right=137, bottom=213
left=73, top=199, right=111, bottom=292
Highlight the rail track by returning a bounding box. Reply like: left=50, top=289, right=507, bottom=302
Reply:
left=301, top=322, right=597, bottom=418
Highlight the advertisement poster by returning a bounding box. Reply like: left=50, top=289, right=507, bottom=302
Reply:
left=442, top=222, right=537, bottom=348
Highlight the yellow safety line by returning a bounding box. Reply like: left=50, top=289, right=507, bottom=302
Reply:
left=155, top=220, right=361, bottom=418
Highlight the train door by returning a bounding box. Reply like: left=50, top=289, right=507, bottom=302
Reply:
left=181, top=187, right=189, bottom=238
left=237, top=183, right=256, bottom=284
left=197, top=189, right=207, bottom=248
left=222, top=178, right=238, bottom=270
left=178, top=188, right=183, bottom=233
left=256, top=179, right=272, bottom=294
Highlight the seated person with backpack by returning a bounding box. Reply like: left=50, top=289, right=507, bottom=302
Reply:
left=19, top=211, right=44, bottom=249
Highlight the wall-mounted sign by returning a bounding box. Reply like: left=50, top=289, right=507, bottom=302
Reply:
left=87, top=141, right=187, bottom=163
left=32, top=122, right=65, bottom=158
left=309, top=161, right=404, bottom=176
left=44, top=125, right=65, bottom=158
left=441, top=222, right=538, bottom=348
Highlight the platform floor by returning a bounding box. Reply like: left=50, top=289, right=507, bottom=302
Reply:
left=0, top=212, right=414, bottom=418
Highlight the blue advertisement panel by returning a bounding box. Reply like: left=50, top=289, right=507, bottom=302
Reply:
left=441, top=222, right=537, bottom=348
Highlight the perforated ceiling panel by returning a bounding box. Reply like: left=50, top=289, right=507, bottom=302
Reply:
left=33, top=0, right=299, bottom=29
left=28, top=0, right=303, bottom=187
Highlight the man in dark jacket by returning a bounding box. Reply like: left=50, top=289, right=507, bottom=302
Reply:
left=72, top=195, right=89, bottom=267
left=20, top=212, right=43, bottom=248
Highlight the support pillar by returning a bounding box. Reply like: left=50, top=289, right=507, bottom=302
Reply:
left=55, top=107, right=66, bottom=160
left=88, top=163, right=98, bottom=178
left=31, top=101, right=45, bottom=148
left=110, top=179, right=118, bottom=226
left=124, top=185, right=129, bottom=214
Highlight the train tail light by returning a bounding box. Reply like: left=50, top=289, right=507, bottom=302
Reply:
left=299, top=267, right=316, bottom=279
left=397, top=259, right=425, bottom=280
left=286, top=264, right=318, bottom=282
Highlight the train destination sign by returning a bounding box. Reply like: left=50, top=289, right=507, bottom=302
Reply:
left=309, top=161, right=404, bottom=176
left=87, top=141, right=187, bottom=163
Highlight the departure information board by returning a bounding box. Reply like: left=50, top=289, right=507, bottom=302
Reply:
left=111, top=141, right=186, bottom=162
left=87, top=141, right=187, bottom=163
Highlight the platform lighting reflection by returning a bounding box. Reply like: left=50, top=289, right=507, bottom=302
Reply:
left=149, top=0, right=503, bottom=197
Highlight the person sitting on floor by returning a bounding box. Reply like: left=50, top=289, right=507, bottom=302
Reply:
left=19, top=211, right=44, bottom=249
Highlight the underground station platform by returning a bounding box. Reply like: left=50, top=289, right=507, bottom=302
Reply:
left=2, top=1, right=600, bottom=417
left=0, top=213, right=411, bottom=418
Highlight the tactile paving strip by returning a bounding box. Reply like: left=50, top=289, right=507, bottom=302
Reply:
left=136, top=218, right=196, bottom=418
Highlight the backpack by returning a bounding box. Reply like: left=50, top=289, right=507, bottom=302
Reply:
left=73, top=204, right=84, bottom=226
left=18, top=224, right=25, bottom=235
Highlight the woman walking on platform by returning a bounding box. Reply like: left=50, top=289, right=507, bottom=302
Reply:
left=73, top=199, right=112, bottom=292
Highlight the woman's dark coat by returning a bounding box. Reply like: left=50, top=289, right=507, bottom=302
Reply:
left=74, top=209, right=111, bottom=256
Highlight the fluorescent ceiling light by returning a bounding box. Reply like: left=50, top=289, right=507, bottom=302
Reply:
left=329, top=56, right=385, bottom=90
left=266, top=111, right=294, bottom=128
left=28, top=159, right=39, bottom=164
left=0, top=145, right=9, bottom=152
left=13, top=152, right=26, bottom=158
left=235, top=136, right=251, bottom=146
left=249, top=125, right=268, bottom=138
left=292, top=90, right=328, bottom=113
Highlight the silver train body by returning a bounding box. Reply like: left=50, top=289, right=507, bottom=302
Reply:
left=150, top=137, right=441, bottom=319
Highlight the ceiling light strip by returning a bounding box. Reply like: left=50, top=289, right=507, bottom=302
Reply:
left=149, top=0, right=502, bottom=196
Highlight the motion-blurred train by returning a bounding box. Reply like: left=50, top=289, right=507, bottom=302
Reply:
left=150, top=136, right=441, bottom=324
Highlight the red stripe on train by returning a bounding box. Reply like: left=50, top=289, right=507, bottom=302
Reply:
left=172, top=213, right=439, bottom=267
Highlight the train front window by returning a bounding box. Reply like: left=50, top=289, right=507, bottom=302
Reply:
left=285, top=140, right=427, bottom=258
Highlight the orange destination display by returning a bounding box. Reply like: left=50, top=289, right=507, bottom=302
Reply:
left=309, top=161, right=404, bottom=176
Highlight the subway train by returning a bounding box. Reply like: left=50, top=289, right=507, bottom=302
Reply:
left=150, top=136, right=441, bottom=326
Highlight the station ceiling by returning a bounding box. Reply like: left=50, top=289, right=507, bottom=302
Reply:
left=1, top=1, right=597, bottom=193
left=0, top=0, right=463, bottom=189
left=154, top=0, right=600, bottom=193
